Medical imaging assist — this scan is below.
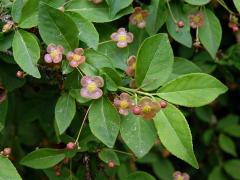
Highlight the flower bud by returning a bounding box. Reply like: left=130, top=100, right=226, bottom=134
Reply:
left=66, top=142, right=76, bottom=150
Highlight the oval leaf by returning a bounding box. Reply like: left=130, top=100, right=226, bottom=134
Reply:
left=157, top=73, right=228, bottom=107
left=136, top=33, right=174, bottom=91
left=0, top=156, right=22, bottom=180
left=55, top=93, right=76, bottom=134
left=154, top=104, right=198, bottom=168
left=98, top=148, right=120, bottom=165
left=89, top=97, right=120, bottom=148
left=120, top=113, right=157, bottom=158
left=39, top=2, right=79, bottom=52
left=208, top=166, right=229, bottom=180
left=219, top=133, right=237, bottom=157
left=20, top=148, right=65, bottom=169
left=184, top=0, right=210, bottom=5
left=65, top=0, right=133, bottom=23
left=65, top=11, right=99, bottom=50
left=106, top=0, right=133, bottom=17
left=146, top=0, right=167, bottom=35
left=166, top=2, right=192, bottom=48
left=125, top=171, right=156, bottom=180
left=233, top=0, right=240, bottom=13
left=224, top=159, right=240, bottom=180
left=199, top=8, right=222, bottom=59
left=12, top=30, right=40, bottom=78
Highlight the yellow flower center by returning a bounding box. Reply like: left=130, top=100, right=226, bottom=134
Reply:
left=73, top=54, right=81, bottom=61
left=193, top=15, right=201, bottom=23
left=120, top=100, right=129, bottom=109
left=132, top=62, right=136, bottom=70
left=135, top=13, right=143, bottom=22
left=143, top=105, right=151, bottom=113
left=50, top=50, right=58, bottom=58
left=118, top=34, right=127, bottom=42
left=177, top=176, right=184, bottom=180
left=87, top=82, right=97, bottom=93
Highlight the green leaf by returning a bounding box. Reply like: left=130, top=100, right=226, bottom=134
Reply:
left=20, top=148, right=65, bottom=169
left=69, top=89, right=90, bottom=104
left=152, top=157, right=174, bottom=180
left=0, top=156, right=22, bottom=180
left=135, top=33, right=174, bottom=91
left=38, top=2, right=79, bottom=53
left=166, top=2, right=192, bottom=48
left=44, top=167, right=78, bottom=180
left=97, top=41, right=129, bottom=70
left=0, top=99, right=8, bottom=132
left=184, top=0, right=210, bottom=5
left=224, top=159, right=240, bottom=180
left=18, top=0, right=39, bottom=28
left=55, top=93, right=76, bottom=134
left=98, top=148, right=120, bottom=165
left=100, top=67, right=121, bottom=91
left=233, top=0, right=240, bottom=13
left=199, top=8, right=222, bottom=59
left=208, top=166, right=229, bottom=180
left=120, top=113, right=157, bottom=158
left=154, top=104, right=198, bottom=168
left=65, top=11, right=99, bottom=50
left=0, top=32, right=14, bottom=51
left=146, top=0, right=167, bottom=35
left=106, top=0, right=133, bottom=17
left=12, top=30, right=41, bottom=78
left=65, top=0, right=133, bottom=23
left=168, top=57, right=202, bottom=81
left=125, top=171, right=156, bottom=180
left=89, top=97, right=120, bottom=148
left=219, top=134, right=237, bottom=157
left=85, top=49, right=114, bottom=69
left=11, top=0, right=24, bottom=23
left=157, top=73, right=228, bottom=107
left=217, top=114, right=239, bottom=130
left=222, top=125, right=240, bottom=137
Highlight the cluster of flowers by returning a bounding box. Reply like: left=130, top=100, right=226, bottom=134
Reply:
left=114, top=93, right=167, bottom=120
left=44, top=44, right=86, bottom=68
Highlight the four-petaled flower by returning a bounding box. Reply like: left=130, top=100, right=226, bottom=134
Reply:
left=129, top=7, right=148, bottom=29
left=80, top=76, right=104, bottom=99
left=138, top=97, right=160, bottom=120
left=44, top=44, right=64, bottom=64
left=111, top=28, right=134, bottom=48
left=67, top=48, right=86, bottom=68
left=188, top=12, right=204, bottom=29
left=114, top=93, right=134, bottom=116
left=173, top=171, right=190, bottom=180
left=125, top=56, right=136, bottom=77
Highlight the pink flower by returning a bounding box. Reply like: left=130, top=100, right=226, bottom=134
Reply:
left=111, top=28, right=134, bottom=48
left=114, top=93, right=134, bottom=116
left=129, top=7, right=148, bottom=29
left=125, top=56, right=136, bottom=77
left=2, top=21, right=13, bottom=33
left=44, top=44, right=64, bottom=64
left=67, top=48, right=86, bottom=68
left=173, top=171, right=190, bottom=180
left=80, top=76, right=104, bottom=99
left=138, top=97, right=160, bottom=120
left=188, top=12, right=204, bottom=29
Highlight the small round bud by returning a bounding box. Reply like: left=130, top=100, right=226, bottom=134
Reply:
left=108, top=160, right=115, bottom=168
left=159, top=100, right=167, bottom=108
left=16, top=71, right=24, bottom=78
left=55, top=171, right=61, bottom=176
left=3, top=147, right=11, bottom=156
left=177, top=21, right=184, bottom=28
left=66, top=142, right=76, bottom=150
left=132, top=106, right=141, bottom=115
left=232, top=25, right=239, bottom=32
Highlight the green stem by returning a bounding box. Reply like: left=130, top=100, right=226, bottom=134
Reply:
left=119, top=87, right=155, bottom=99
left=76, top=67, right=84, bottom=77
left=217, top=0, right=234, bottom=14
left=166, top=0, right=177, bottom=23
left=75, top=105, right=92, bottom=144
